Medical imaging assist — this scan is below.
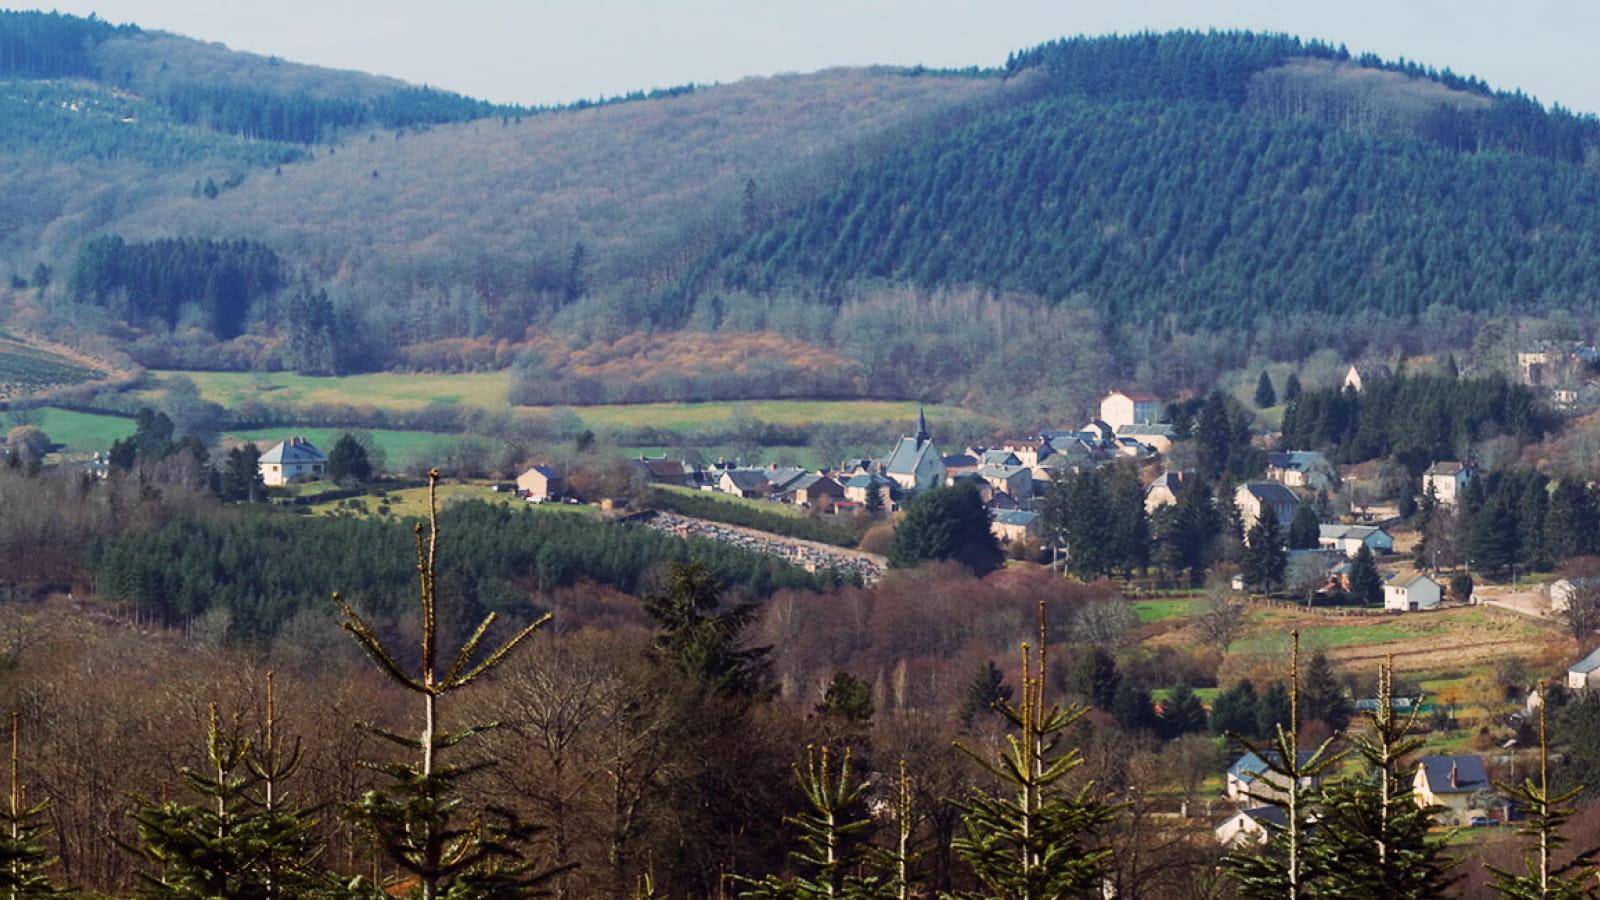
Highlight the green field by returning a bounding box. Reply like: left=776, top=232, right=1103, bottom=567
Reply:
left=1134, top=599, right=1196, bottom=623
left=146, top=370, right=979, bottom=434
left=31, top=407, right=136, bottom=453
left=225, top=427, right=466, bottom=469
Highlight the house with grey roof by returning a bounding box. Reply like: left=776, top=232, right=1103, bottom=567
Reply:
left=1226, top=750, right=1321, bottom=803
left=1568, top=646, right=1600, bottom=691
left=718, top=468, right=776, bottom=498
left=1318, top=524, right=1395, bottom=557
left=1266, top=451, right=1337, bottom=491
left=516, top=465, right=564, bottom=501
left=1413, top=755, right=1492, bottom=821
left=1215, top=806, right=1289, bottom=847
left=1235, top=481, right=1301, bottom=531
left=1384, top=573, right=1442, bottom=611
left=1423, top=461, right=1473, bottom=505
left=991, top=509, right=1042, bottom=544
left=258, top=437, right=328, bottom=486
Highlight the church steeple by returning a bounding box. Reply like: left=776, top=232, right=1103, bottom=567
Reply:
left=915, top=405, right=930, bottom=444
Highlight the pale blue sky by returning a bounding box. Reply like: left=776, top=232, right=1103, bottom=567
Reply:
left=41, top=0, right=1600, bottom=114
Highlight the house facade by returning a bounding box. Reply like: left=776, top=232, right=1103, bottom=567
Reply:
left=516, top=465, right=564, bottom=501
left=991, top=509, right=1042, bottom=544
left=258, top=437, right=328, bottom=486
left=1235, top=482, right=1301, bottom=531
left=1099, top=391, right=1162, bottom=430
left=1422, top=462, right=1473, bottom=505
left=1226, top=751, right=1320, bottom=803
left=1384, top=573, right=1442, bottom=611
left=1266, top=451, right=1337, bottom=491
left=1568, top=646, right=1600, bottom=691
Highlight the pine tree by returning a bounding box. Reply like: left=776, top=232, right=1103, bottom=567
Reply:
left=1487, top=682, right=1599, bottom=898
left=335, top=470, right=569, bottom=900
left=737, top=746, right=891, bottom=899
left=1284, top=372, right=1303, bottom=402
left=326, top=433, right=372, bottom=485
left=1160, top=684, right=1209, bottom=739
left=1225, top=632, right=1344, bottom=899
left=1299, top=651, right=1352, bottom=733
left=959, top=660, right=1013, bottom=730
left=1241, top=503, right=1287, bottom=591
left=0, top=714, right=63, bottom=898
left=1255, top=371, right=1278, bottom=408
left=1287, top=503, right=1321, bottom=551
left=128, top=702, right=330, bottom=900
left=1349, top=545, right=1384, bottom=606
left=950, top=603, right=1115, bottom=899
left=1309, top=660, right=1456, bottom=898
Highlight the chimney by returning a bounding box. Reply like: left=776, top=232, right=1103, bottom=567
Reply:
left=1449, top=761, right=1459, bottom=789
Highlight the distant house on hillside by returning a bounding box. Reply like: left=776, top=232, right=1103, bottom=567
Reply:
left=632, top=456, right=696, bottom=487
left=1343, top=363, right=1392, bottom=393
left=991, top=509, right=1042, bottom=544
left=1568, top=646, right=1600, bottom=691
left=1318, top=524, right=1394, bottom=558
left=1422, top=461, right=1473, bottom=505
left=1266, top=451, right=1336, bottom=491
left=259, top=437, right=327, bottom=486
left=1235, top=482, right=1301, bottom=531
left=1215, top=806, right=1288, bottom=847
left=516, top=465, right=564, bottom=501
left=1145, top=471, right=1190, bottom=513
left=1099, top=391, right=1162, bottom=430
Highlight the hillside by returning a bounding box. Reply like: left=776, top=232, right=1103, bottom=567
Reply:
left=6, top=18, right=1600, bottom=421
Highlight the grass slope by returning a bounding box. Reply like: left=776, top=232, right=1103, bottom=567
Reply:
left=0, top=335, right=106, bottom=400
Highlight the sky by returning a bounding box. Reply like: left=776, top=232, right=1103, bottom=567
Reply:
left=38, top=0, right=1600, bottom=115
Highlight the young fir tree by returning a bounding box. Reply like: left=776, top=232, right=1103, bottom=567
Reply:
left=1308, top=660, right=1456, bottom=898
left=0, top=713, right=63, bottom=898
left=1349, top=545, right=1384, bottom=607
left=1224, top=632, right=1344, bottom=899
left=950, top=602, right=1115, bottom=899
left=128, top=701, right=331, bottom=900
left=1255, top=371, right=1278, bottom=408
left=335, top=470, right=570, bottom=900
left=1241, top=503, right=1287, bottom=592
left=737, top=746, right=894, bottom=900
left=1486, top=682, right=1599, bottom=898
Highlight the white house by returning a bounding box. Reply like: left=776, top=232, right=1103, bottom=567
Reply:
left=1215, top=806, right=1288, bottom=847
left=1099, top=391, right=1162, bottom=430
left=1226, top=751, right=1321, bottom=803
left=1568, top=647, right=1600, bottom=691
left=1317, top=524, right=1395, bottom=558
left=1384, top=573, right=1442, bottom=611
left=1414, top=755, right=1492, bottom=823
left=1422, top=462, right=1473, bottom=506
left=258, top=436, right=328, bottom=486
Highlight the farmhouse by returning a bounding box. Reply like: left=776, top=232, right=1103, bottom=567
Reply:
left=1384, top=573, right=1442, bottom=611
left=258, top=436, right=328, bottom=486
left=515, top=465, right=564, bottom=501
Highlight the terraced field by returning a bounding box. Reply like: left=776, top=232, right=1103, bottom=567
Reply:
left=0, top=334, right=106, bottom=400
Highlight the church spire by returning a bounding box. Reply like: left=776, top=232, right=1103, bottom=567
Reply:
left=915, top=405, right=930, bottom=444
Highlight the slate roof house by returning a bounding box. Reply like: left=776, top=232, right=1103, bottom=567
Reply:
left=1318, top=524, right=1395, bottom=557
left=1235, top=482, right=1301, bottom=531
left=1414, top=754, right=1492, bottom=821
left=1226, top=750, right=1321, bottom=803
left=1384, top=573, right=1442, bottom=611
left=259, top=437, right=328, bottom=486
left=516, top=465, right=564, bottom=501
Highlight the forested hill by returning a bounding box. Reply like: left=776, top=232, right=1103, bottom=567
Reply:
left=8, top=20, right=1600, bottom=414
left=702, top=32, right=1600, bottom=331
left=0, top=9, right=518, bottom=148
